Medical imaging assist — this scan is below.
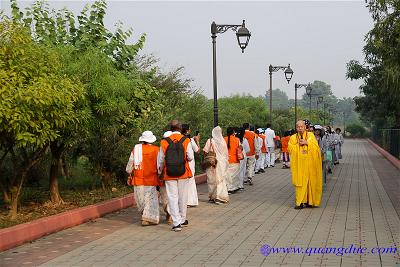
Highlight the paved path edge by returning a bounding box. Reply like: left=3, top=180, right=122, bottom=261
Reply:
left=0, top=173, right=207, bottom=252
left=367, top=138, right=400, bottom=170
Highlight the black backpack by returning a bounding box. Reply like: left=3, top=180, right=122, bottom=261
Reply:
left=165, top=136, right=187, bottom=177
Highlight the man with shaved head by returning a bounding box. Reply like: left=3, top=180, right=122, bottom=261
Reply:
left=288, top=120, right=323, bottom=209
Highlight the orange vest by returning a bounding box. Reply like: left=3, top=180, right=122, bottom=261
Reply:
left=259, top=133, right=267, bottom=153
left=224, top=135, right=240, bottom=164
left=160, top=133, right=192, bottom=180
left=244, top=130, right=256, bottom=156
left=281, top=136, right=290, bottom=153
left=132, top=144, right=160, bottom=186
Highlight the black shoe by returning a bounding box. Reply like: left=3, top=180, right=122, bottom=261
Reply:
left=255, top=171, right=260, bottom=174
left=208, top=199, right=215, bottom=203
left=248, top=179, right=253, bottom=185
left=271, top=165, right=275, bottom=167
left=294, top=205, right=303, bottom=209
left=244, top=180, right=248, bottom=184
left=239, top=187, right=244, bottom=191
left=305, top=204, right=313, bottom=208
left=181, top=220, right=189, bottom=227
left=260, top=169, right=265, bottom=173
left=172, top=224, right=182, bottom=231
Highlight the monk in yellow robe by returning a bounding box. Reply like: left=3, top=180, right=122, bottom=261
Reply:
left=288, top=120, right=322, bottom=209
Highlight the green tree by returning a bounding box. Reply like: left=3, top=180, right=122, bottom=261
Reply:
left=265, top=89, right=291, bottom=110
left=346, top=123, right=367, bottom=137
left=0, top=20, right=85, bottom=218
left=9, top=0, right=154, bottom=199
left=347, top=0, right=400, bottom=127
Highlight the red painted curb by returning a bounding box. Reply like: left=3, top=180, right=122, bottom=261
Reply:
left=0, top=174, right=207, bottom=252
left=0, top=194, right=135, bottom=252
left=367, top=138, right=400, bottom=170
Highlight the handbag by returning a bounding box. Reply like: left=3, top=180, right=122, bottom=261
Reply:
left=325, top=150, right=333, bottom=162
left=237, top=145, right=244, bottom=161
left=201, top=139, right=218, bottom=170
left=127, top=174, right=133, bottom=186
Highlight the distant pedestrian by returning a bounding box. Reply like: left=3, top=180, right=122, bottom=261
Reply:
left=224, top=127, right=241, bottom=193
left=243, top=123, right=257, bottom=185
left=281, top=131, right=290, bottom=168
left=265, top=123, right=276, bottom=168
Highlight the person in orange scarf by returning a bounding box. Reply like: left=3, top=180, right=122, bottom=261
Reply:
left=126, top=131, right=161, bottom=226
left=224, top=127, right=241, bottom=193
left=281, top=131, right=291, bottom=169
left=288, top=120, right=322, bottom=209
left=158, top=120, right=194, bottom=232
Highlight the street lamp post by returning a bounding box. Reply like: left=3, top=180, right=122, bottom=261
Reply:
left=294, top=83, right=311, bottom=128
left=211, top=20, right=251, bottom=127
left=343, top=111, right=346, bottom=136
left=306, top=85, right=313, bottom=116
left=268, top=64, right=293, bottom=125
left=317, top=96, right=324, bottom=124
left=323, top=103, right=328, bottom=125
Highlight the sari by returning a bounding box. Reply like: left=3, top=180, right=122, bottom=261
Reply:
left=203, top=126, right=230, bottom=203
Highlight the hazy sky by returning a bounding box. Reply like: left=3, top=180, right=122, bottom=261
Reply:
left=1, top=1, right=373, bottom=100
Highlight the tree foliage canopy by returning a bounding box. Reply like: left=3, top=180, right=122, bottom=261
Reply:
left=347, top=0, right=400, bottom=127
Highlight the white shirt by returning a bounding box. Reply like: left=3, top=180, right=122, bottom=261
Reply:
left=255, top=136, right=262, bottom=154
left=264, top=128, right=276, bottom=147
left=242, top=138, right=250, bottom=159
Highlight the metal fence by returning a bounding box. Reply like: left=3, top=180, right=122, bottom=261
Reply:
left=371, top=128, right=400, bottom=159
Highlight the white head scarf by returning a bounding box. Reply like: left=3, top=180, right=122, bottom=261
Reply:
left=211, top=126, right=228, bottom=160
left=211, top=126, right=230, bottom=188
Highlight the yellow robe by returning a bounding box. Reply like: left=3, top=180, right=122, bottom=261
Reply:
left=288, top=132, right=322, bottom=207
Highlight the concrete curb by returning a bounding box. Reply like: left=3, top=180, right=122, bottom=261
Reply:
left=0, top=173, right=207, bottom=252
left=367, top=138, right=400, bottom=170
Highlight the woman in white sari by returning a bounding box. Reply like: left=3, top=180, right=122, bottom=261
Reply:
left=126, top=131, right=160, bottom=226
left=203, top=126, right=230, bottom=204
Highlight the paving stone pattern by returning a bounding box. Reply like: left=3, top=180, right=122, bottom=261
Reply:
left=0, top=139, right=398, bottom=267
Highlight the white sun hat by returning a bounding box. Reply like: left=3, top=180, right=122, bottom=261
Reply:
left=314, top=125, right=323, bottom=130
left=139, top=131, right=156, bottom=143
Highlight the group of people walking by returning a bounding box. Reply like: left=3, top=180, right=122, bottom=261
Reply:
left=125, top=119, right=344, bottom=231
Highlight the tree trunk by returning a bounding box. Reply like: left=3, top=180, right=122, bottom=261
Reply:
left=9, top=171, right=27, bottom=220
left=61, top=154, right=69, bottom=178
left=1, top=185, right=10, bottom=204
left=101, top=169, right=112, bottom=191
left=49, top=142, right=64, bottom=205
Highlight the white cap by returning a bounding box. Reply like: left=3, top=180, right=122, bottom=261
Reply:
left=139, top=131, right=156, bottom=143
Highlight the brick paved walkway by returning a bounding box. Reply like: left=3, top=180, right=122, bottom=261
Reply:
left=0, top=139, right=399, bottom=266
